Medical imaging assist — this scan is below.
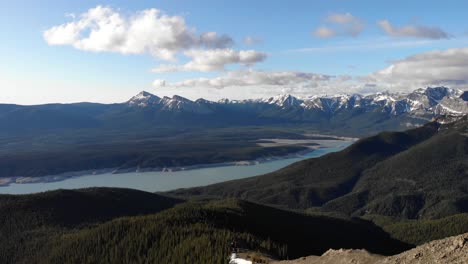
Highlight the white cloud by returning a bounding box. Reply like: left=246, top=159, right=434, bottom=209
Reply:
left=154, top=47, right=468, bottom=98
left=151, top=70, right=363, bottom=97
left=200, top=32, right=234, bottom=48
left=154, top=70, right=332, bottom=88
left=377, top=20, right=449, bottom=39
left=152, top=70, right=382, bottom=99
left=44, top=6, right=269, bottom=72
left=151, top=49, right=267, bottom=72
left=313, top=13, right=365, bottom=38
left=152, top=79, right=166, bottom=87
left=44, top=6, right=234, bottom=61
left=368, top=47, right=468, bottom=90
left=44, top=20, right=83, bottom=45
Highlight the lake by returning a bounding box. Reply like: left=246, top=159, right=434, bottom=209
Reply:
left=0, top=140, right=353, bottom=194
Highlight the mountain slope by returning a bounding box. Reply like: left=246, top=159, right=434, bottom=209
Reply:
left=1, top=196, right=410, bottom=264
left=372, top=213, right=468, bottom=245
left=168, top=123, right=439, bottom=209
left=169, top=117, right=468, bottom=219
left=0, top=187, right=183, bottom=228
left=323, top=118, right=468, bottom=219
left=0, top=187, right=183, bottom=264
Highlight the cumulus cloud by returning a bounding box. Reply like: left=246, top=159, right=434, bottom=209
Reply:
left=152, top=70, right=382, bottom=98
left=154, top=70, right=332, bottom=88
left=44, top=6, right=234, bottom=61
left=377, top=20, right=449, bottom=39
left=154, top=47, right=468, bottom=97
left=367, top=47, right=468, bottom=90
left=313, top=13, right=365, bottom=38
left=200, top=32, right=234, bottom=48
left=151, top=49, right=267, bottom=72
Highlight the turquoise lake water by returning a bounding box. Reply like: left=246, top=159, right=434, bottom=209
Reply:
left=0, top=141, right=353, bottom=194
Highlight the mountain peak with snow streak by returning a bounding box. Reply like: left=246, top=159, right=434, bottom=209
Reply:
left=126, top=87, right=467, bottom=117
left=127, top=91, right=161, bottom=107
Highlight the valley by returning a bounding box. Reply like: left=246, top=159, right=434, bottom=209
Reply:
left=0, top=138, right=352, bottom=193
left=0, top=86, right=465, bottom=185
left=1, top=94, right=467, bottom=262
left=0, top=127, right=321, bottom=180
left=1, top=116, right=467, bottom=263
left=4, top=2, right=468, bottom=263
left=1, top=91, right=467, bottom=263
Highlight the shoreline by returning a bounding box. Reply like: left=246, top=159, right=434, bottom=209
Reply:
left=0, top=149, right=314, bottom=188
left=0, top=138, right=355, bottom=188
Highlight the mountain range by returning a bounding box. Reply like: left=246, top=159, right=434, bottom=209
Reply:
left=1, top=86, right=466, bottom=136
left=129, top=86, right=467, bottom=117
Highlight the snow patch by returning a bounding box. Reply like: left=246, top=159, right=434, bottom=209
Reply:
left=229, top=253, right=252, bottom=264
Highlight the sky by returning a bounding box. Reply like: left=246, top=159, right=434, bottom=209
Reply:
left=1, top=0, right=468, bottom=105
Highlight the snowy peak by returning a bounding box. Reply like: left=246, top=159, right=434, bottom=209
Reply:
left=171, top=95, right=192, bottom=103
left=423, top=86, right=460, bottom=98
left=159, top=95, right=214, bottom=113
left=411, top=86, right=461, bottom=102
left=126, top=87, right=467, bottom=117
left=370, top=92, right=398, bottom=102
left=263, top=94, right=301, bottom=107
left=404, top=87, right=465, bottom=114
left=126, top=92, right=215, bottom=113
left=160, top=95, right=193, bottom=110
left=127, top=91, right=161, bottom=107
left=223, top=87, right=467, bottom=116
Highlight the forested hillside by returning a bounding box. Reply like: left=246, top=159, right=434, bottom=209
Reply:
left=0, top=190, right=410, bottom=264
left=169, top=118, right=468, bottom=220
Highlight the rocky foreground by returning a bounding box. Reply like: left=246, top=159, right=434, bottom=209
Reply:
left=273, top=233, right=468, bottom=264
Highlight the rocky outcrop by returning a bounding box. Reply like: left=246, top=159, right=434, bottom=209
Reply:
left=273, top=233, right=468, bottom=264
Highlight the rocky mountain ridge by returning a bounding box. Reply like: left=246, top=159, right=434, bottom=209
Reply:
left=128, top=87, right=467, bottom=117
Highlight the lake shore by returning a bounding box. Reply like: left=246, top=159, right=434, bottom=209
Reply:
left=0, top=137, right=355, bottom=189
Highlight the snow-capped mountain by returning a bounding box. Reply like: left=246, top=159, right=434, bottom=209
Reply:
left=127, top=92, right=214, bottom=114
left=127, top=91, right=161, bottom=107
left=127, top=87, right=467, bottom=118
left=1, top=87, right=466, bottom=137
left=228, top=87, right=466, bottom=117
left=260, top=94, right=301, bottom=107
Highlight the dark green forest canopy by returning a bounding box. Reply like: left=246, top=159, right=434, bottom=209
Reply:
left=0, top=190, right=410, bottom=264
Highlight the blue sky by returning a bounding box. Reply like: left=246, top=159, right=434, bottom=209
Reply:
left=1, top=0, right=468, bottom=104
